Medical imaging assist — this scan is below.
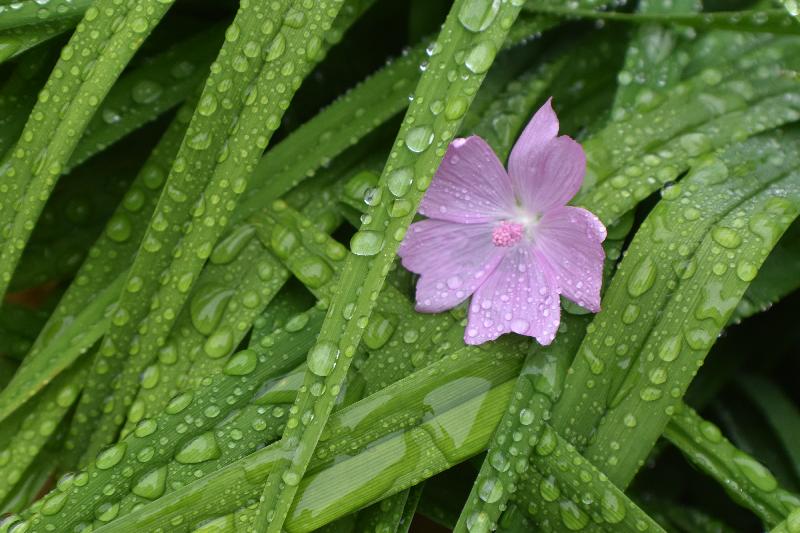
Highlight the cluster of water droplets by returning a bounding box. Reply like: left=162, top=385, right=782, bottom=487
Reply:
left=0, top=0, right=175, bottom=298
left=548, top=132, right=800, bottom=491
left=16, top=297, right=327, bottom=531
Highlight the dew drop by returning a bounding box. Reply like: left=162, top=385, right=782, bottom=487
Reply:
left=478, top=477, right=503, bottom=503
left=405, top=125, right=434, bottom=153
left=732, top=452, right=778, bottom=492
left=131, top=466, right=167, bottom=500
left=307, top=342, right=337, bottom=377
left=465, top=42, right=496, bottom=74
left=203, top=328, right=234, bottom=359
left=106, top=213, right=132, bottom=242
left=627, top=256, right=657, bottom=297
left=458, top=0, right=500, bottom=32
left=224, top=349, right=258, bottom=376
left=95, top=443, right=126, bottom=470
left=174, top=432, right=221, bottom=464
left=387, top=167, right=413, bottom=197
left=350, top=230, right=384, bottom=256
left=131, top=80, right=163, bottom=104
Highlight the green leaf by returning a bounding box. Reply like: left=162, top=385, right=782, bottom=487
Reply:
left=739, top=376, right=800, bottom=483
left=0, top=0, right=90, bottom=32
left=526, top=5, right=799, bottom=35
left=665, top=405, right=800, bottom=526
left=731, top=220, right=800, bottom=322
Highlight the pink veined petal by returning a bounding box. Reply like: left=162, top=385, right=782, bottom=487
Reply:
left=399, top=219, right=505, bottom=313
left=517, top=135, right=586, bottom=214
left=419, top=136, right=516, bottom=224
left=507, top=98, right=559, bottom=196
left=465, top=245, right=561, bottom=346
left=535, top=206, right=607, bottom=312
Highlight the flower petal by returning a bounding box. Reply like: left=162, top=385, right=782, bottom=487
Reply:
left=465, top=245, right=561, bottom=346
left=535, top=206, right=607, bottom=312
left=508, top=99, right=586, bottom=213
left=419, top=136, right=515, bottom=224
left=507, top=98, right=559, bottom=191
left=399, top=219, right=505, bottom=313
left=518, top=135, right=586, bottom=213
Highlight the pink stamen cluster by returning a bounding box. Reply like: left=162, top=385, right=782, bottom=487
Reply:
left=492, top=221, right=524, bottom=247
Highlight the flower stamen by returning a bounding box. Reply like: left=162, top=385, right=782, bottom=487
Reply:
left=492, top=221, right=524, bottom=247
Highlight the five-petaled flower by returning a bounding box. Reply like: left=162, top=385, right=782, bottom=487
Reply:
left=398, top=98, right=606, bottom=346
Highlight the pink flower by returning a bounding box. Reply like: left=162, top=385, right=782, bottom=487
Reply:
left=398, top=99, right=606, bottom=346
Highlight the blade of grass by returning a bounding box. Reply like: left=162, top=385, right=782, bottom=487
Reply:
left=738, top=376, right=800, bottom=483
left=0, top=0, right=91, bottom=32
left=665, top=405, right=800, bottom=525
left=526, top=5, right=797, bottom=35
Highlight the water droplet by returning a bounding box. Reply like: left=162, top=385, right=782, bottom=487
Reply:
left=679, top=133, right=712, bottom=157
left=96, top=443, right=127, bottom=470
left=405, top=125, right=434, bottom=153
left=519, top=408, right=534, bottom=426
left=627, top=256, right=657, bottom=297
left=535, top=427, right=557, bottom=456
left=387, top=167, right=413, bottom=197
left=106, top=213, right=132, bottom=242
left=363, top=315, right=396, bottom=350
left=165, top=392, right=193, bottom=414
left=204, top=328, right=234, bottom=359
left=130, top=17, right=148, bottom=33
left=95, top=501, right=120, bottom=522
left=224, top=349, right=258, bottom=376
left=600, top=490, right=626, bottom=524
left=732, top=452, right=777, bottom=492
left=736, top=261, right=757, bottom=282
left=458, top=0, right=500, bottom=32
left=134, top=418, right=158, bottom=438
left=350, top=230, right=384, bottom=256
left=639, top=387, right=662, bottom=401
left=465, top=42, right=496, bottom=74
left=131, top=466, right=167, bottom=499
left=712, top=227, right=742, bottom=249
left=621, top=304, right=640, bottom=325
left=270, top=226, right=299, bottom=258
left=582, top=347, right=605, bottom=375
left=198, top=94, right=218, bottom=117
left=478, top=477, right=503, bottom=503
left=211, top=225, right=255, bottom=264
left=175, top=432, right=221, bottom=464
left=445, top=97, right=469, bottom=120
left=266, top=32, right=286, bottom=61
left=539, top=476, right=560, bottom=502
left=559, top=500, right=589, bottom=531
left=40, top=492, right=67, bottom=515
left=294, top=257, right=333, bottom=289
left=131, top=80, right=163, bottom=104
left=282, top=470, right=300, bottom=486
left=466, top=511, right=491, bottom=533
left=699, top=421, right=722, bottom=443
left=658, top=336, right=681, bottom=362
left=307, top=342, right=337, bottom=377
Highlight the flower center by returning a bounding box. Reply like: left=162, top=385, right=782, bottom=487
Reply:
left=492, top=221, right=524, bottom=247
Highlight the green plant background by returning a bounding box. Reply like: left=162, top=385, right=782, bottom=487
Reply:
left=0, top=0, right=799, bottom=532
